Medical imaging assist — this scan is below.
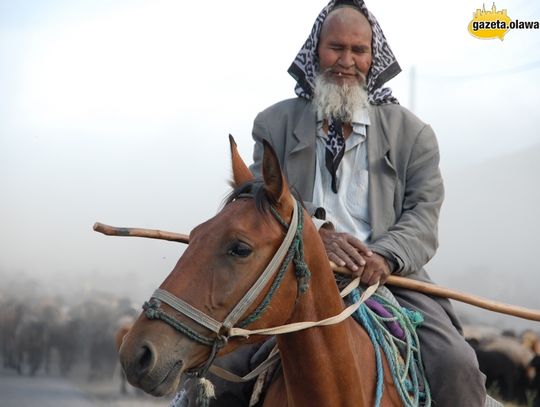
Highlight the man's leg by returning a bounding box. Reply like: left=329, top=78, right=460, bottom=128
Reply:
left=390, top=286, right=487, bottom=407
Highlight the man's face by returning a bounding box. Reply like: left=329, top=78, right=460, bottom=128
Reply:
left=317, top=7, right=372, bottom=86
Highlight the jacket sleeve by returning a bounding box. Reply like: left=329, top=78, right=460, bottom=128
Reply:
left=368, top=124, right=444, bottom=277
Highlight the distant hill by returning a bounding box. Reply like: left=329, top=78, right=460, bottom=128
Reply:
left=427, top=144, right=540, bottom=330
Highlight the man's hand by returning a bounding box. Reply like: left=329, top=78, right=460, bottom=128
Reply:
left=318, top=226, right=372, bottom=272
left=318, top=226, right=392, bottom=285
left=361, top=253, right=391, bottom=286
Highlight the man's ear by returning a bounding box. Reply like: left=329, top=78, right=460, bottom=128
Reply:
left=262, top=139, right=294, bottom=216
left=229, top=134, right=254, bottom=186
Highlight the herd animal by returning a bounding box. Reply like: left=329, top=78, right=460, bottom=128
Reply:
left=464, top=325, right=540, bottom=406
left=0, top=291, right=138, bottom=388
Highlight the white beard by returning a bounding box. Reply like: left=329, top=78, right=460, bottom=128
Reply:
left=313, top=73, right=368, bottom=122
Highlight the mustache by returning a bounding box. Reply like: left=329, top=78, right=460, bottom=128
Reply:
left=322, top=67, right=367, bottom=85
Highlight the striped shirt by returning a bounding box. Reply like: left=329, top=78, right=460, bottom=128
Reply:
left=312, top=108, right=372, bottom=242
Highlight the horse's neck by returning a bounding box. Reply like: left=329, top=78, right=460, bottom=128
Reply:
left=275, top=225, right=373, bottom=407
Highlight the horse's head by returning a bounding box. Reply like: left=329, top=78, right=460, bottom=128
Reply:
left=119, top=137, right=310, bottom=396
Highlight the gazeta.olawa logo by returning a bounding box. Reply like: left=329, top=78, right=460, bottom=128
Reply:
left=468, top=3, right=539, bottom=40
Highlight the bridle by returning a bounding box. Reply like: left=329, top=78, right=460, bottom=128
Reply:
left=142, top=195, right=377, bottom=379
left=142, top=196, right=306, bottom=377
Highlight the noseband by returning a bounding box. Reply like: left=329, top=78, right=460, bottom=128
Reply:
left=142, top=196, right=308, bottom=376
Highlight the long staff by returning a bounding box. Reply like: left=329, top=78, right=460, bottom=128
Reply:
left=93, top=222, right=540, bottom=322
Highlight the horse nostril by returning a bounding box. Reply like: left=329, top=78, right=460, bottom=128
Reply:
left=135, top=344, right=154, bottom=378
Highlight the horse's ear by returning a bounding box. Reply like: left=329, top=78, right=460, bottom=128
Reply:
left=262, top=139, right=294, bottom=213
left=229, top=134, right=254, bottom=186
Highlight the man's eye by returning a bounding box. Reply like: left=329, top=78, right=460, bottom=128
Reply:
left=227, top=242, right=252, bottom=257
left=352, top=47, right=368, bottom=54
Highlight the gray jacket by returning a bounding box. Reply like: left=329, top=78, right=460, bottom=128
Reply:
left=249, top=97, right=444, bottom=282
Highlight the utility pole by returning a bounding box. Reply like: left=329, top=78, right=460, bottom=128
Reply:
left=409, top=65, right=416, bottom=113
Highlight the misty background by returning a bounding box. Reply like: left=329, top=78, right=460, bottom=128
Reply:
left=1, top=0, right=539, bottom=332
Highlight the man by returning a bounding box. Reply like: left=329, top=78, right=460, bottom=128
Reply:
left=248, top=1, right=487, bottom=406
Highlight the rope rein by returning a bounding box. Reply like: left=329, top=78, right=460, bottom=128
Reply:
left=270, top=206, right=311, bottom=294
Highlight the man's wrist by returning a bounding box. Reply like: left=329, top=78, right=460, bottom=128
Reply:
left=372, top=250, right=399, bottom=273
left=385, top=256, right=399, bottom=274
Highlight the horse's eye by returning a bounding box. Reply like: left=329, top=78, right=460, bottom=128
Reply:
left=227, top=242, right=252, bottom=258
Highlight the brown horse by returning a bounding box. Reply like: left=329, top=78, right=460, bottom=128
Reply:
left=119, top=137, right=402, bottom=406
left=115, top=317, right=134, bottom=395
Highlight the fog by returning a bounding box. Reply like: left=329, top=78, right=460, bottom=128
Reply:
left=1, top=0, right=539, bottom=333
left=431, top=145, right=540, bottom=331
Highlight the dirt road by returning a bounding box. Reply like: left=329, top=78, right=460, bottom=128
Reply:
left=0, top=367, right=172, bottom=407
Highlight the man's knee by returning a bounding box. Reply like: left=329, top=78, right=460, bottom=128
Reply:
left=425, top=338, right=486, bottom=406
left=430, top=338, right=483, bottom=380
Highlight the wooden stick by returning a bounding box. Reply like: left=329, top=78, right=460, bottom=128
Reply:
left=93, top=223, right=540, bottom=322
left=332, top=263, right=540, bottom=322
left=93, top=222, right=189, bottom=244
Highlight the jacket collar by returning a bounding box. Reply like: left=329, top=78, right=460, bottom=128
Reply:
left=291, top=101, right=317, bottom=155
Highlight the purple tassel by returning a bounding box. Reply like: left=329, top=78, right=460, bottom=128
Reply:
left=365, top=298, right=405, bottom=340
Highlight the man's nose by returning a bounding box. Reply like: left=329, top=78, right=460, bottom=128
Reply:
left=338, top=50, right=355, bottom=68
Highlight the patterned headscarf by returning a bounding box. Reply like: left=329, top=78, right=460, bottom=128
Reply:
left=288, top=0, right=401, bottom=105
left=288, top=0, right=401, bottom=193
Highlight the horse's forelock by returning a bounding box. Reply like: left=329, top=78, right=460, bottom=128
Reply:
left=223, top=180, right=305, bottom=228
left=224, top=180, right=275, bottom=217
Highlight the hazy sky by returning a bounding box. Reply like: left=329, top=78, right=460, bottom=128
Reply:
left=1, top=0, right=539, bottom=307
